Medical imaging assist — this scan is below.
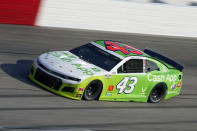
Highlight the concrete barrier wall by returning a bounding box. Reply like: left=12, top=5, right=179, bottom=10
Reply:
left=37, top=0, right=197, bottom=37
left=0, top=0, right=197, bottom=37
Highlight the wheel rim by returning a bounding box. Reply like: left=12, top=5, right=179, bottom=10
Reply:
left=151, top=86, right=165, bottom=102
left=85, top=81, right=101, bottom=99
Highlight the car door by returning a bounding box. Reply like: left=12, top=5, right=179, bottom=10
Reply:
left=107, top=58, right=147, bottom=101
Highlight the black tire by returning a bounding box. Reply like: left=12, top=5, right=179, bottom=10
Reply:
left=83, top=80, right=103, bottom=101
left=148, top=83, right=167, bottom=103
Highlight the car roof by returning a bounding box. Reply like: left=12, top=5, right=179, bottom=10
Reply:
left=93, top=40, right=149, bottom=58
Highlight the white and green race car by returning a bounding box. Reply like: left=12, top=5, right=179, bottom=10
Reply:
left=29, top=40, right=184, bottom=103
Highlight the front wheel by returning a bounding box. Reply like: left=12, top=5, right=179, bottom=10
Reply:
left=148, top=83, right=167, bottom=103
left=83, top=80, right=103, bottom=101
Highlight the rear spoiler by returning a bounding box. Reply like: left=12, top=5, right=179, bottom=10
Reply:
left=144, top=48, right=184, bottom=71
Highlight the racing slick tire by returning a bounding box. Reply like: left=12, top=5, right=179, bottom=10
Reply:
left=83, top=80, right=103, bottom=101
left=148, top=83, right=167, bottom=103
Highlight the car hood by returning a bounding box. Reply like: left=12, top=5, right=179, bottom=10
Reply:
left=38, top=51, right=108, bottom=80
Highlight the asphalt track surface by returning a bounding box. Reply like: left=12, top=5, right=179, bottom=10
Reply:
left=0, top=24, right=197, bottom=131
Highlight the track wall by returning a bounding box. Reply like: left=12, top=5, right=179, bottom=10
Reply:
left=1, top=0, right=197, bottom=37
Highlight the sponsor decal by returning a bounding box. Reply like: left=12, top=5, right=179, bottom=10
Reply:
left=171, top=84, right=176, bottom=90
left=166, top=74, right=177, bottom=82
left=107, top=85, right=114, bottom=91
left=48, top=52, right=75, bottom=62
left=63, top=52, right=76, bottom=58
left=148, top=74, right=177, bottom=82
left=78, top=88, right=84, bottom=92
left=177, top=82, right=182, bottom=87
left=105, top=74, right=111, bottom=79
left=141, top=87, right=147, bottom=94
left=168, top=90, right=179, bottom=94
left=104, top=41, right=143, bottom=55
left=91, top=68, right=101, bottom=72
left=72, top=64, right=94, bottom=76
left=47, top=52, right=101, bottom=76
left=148, top=74, right=165, bottom=82
left=76, top=94, right=82, bottom=97
left=106, top=92, right=112, bottom=96
left=60, top=57, right=72, bottom=62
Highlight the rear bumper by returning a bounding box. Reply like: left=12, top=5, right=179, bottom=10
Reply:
left=29, top=64, right=83, bottom=100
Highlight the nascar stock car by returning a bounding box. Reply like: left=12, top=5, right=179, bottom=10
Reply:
left=29, top=40, right=184, bottom=103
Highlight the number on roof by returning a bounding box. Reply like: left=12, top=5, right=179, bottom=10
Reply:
left=104, top=41, right=143, bottom=55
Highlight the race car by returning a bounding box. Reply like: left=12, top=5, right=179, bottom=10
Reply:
left=29, top=40, right=184, bottom=103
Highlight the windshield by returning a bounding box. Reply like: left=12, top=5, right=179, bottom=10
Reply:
left=70, top=43, right=122, bottom=71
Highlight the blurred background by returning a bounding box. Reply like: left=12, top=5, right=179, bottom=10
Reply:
left=1, top=0, right=197, bottom=37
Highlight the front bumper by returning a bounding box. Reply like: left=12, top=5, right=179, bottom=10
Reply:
left=29, top=64, right=84, bottom=100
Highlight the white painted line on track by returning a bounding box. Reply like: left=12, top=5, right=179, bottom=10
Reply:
left=0, top=126, right=94, bottom=131
left=0, top=127, right=94, bottom=131
left=41, top=129, right=93, bottom=131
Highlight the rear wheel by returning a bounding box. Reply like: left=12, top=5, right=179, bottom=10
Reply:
left=83, top=80, right=103, bottom=100
left=148, top=83, right=167, bottom=103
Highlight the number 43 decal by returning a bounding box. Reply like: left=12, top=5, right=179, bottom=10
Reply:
left=116, top=77, right=138, bottom=94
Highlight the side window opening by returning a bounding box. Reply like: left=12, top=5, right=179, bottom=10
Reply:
left=145, top=60, right=160, bottom=72
left=117, top=59, right=143, bottom=73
